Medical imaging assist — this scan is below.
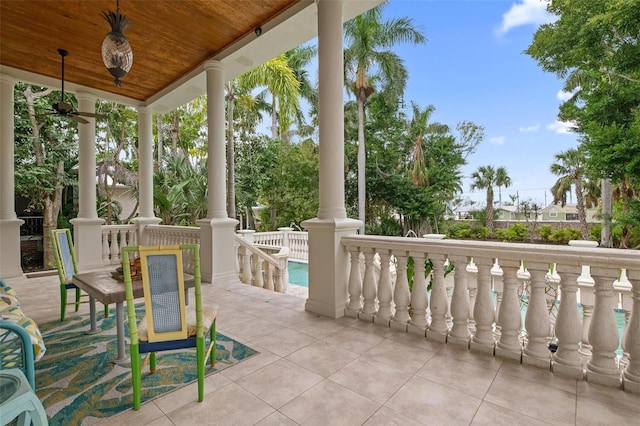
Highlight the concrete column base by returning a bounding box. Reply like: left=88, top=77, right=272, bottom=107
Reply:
left=197, top=217, right=239, bottom=283
left=70, top=217, right=105, bottom=271
left=301, top=217, right=360, bottom=319
left=0, top=218, right=24, bottom=277
left=131, top=217, right=162, bottom=245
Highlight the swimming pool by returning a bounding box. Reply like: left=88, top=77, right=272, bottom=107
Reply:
left=288, top=260, right=308, bottom=287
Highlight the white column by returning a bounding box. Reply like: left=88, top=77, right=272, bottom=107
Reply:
left=0, top=74, right=24, bottom=277
left=70, top=92, right=104, bottom=270
left=470, top=258, right=496, bottom=354
left=196, top=60, right=238, bottom=283
left=408, top=252, right=428, bottom=335
left=426, top=254, right=449, bottom=342
left=302, top=0, right=360, bottom=318
left=360, top=248, right=378, bottom=320
left=553, top=265, right=584, bottom=379
left=495, top=260, right=524, bottom=361
left=622, top=269, right=640, bottom=393
left=133, top=106, right=161, bottom=244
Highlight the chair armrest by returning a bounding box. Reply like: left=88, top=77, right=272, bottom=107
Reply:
left=0, top=320, right=36, bottom=390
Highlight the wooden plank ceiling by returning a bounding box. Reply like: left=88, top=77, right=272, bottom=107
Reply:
left=0, top=0, right=299, bottom=102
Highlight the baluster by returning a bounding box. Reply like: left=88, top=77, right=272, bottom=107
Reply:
left=467, top=258, right=478, bottom=330
left=391, top=252, right=411, bottom=331
left=240, top=247, right=252, bottom=284
left=522, top=262, right=552, bottom=369
left=444, top=259, right=454, bottom=323
left=249, top=256, right=268, bottom=288
left=360, top=249, right=378, bottom=321
left=426, top=254, right=448, bottom=342
left=110, top=230, right=119, bottom=264
left=102, top=229, right=110, bottom=264
left=375, top=250, right=393, bottom=326
left=614, top=269, right=632, bottom=369
left=586, top=267, right=621, bottom=387
left=274, top=267, right=283, bottom=292
left=578, top=266, right=595, bottom=356
left=263, top=261, right=273, bottom=290
left=552, top=265, right=584, bottom=379
left=622, top=269, right=640, bottom=393
left=470, top=257, right=496, bottom=354
left=345, top=248, right=363, bottom=317
left=448, top=255, right=471, bottom=347
left=409, top=252, right=428, bottom=335
left=495, top=260, right=523, bottom=361
left=492, top=259, right=504, bottom=332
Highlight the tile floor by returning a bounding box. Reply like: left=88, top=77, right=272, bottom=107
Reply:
left=5, top=270, right=640, bottom=425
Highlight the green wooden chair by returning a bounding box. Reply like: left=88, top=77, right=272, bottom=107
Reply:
left=121, top=244, right=217, bottom=410
left=50, top=229, right=109, bottom=321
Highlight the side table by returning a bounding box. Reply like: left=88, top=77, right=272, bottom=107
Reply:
left=0, top=368, right=47, bottom=426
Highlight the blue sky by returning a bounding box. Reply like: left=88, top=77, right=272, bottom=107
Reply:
left=380, top=0, right=578, bottom=207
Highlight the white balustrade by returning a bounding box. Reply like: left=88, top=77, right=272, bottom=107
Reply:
left=341, top=235, right=640, bottom=394
left=101, top=224, right=137, bottom=265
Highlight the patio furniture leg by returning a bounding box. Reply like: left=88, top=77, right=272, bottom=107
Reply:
left=86, top=296, right=99, bottom=335
left=113, top=302, right=127, bottom=363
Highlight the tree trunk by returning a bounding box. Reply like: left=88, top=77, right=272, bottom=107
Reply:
left=600, top=178, right=612, bottom=247
left=357, top=89, right=366, bottom=234
left=171, top=110, right=179, bottom=155
left=24, top=86, right=63, bottom=269
left=156, top=114, right=163, bottom=170
left=486, top=189, right=494, bottom=232
left=574, top=175, right=589, bottom=239
left=271, top=97, right=278, bottom=140
left=226, top=88, right=236, bottom=221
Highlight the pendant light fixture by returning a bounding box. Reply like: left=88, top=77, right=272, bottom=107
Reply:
left=101, top=0, right=133, bottom=86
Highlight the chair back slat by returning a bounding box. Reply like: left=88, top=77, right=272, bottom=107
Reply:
left=140, top=246, right=188, bottom=342
left=51, top=229, right=78, bottom=283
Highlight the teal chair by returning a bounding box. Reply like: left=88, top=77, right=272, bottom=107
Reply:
left=51, top=229, right=109, bottom=321
left=121, top=244, right=217, bottom=410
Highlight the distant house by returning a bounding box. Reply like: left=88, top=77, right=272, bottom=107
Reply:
left=539, top=204, right=599, bottom=223
left=495, top=205, right=529, bottom=221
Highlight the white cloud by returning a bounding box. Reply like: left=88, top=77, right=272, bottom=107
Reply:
left=490, top=136, right=506, bottom=145
left=546, top=120, right=577, bottom=134
left=496, top=0, right=556, bottom=35
left=556, top=88, right=579, bottom=102
left=519, top=124, right=540, bottom=132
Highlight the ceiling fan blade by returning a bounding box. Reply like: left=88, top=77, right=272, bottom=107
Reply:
left=67, top=114, right=89, bottom=124
left=75, top=111, right=108, bottom=119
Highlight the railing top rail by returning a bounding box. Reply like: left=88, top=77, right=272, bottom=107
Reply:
left=341, top=235, right=640, bottom=273
left=234, top=235, right=288, bottom=268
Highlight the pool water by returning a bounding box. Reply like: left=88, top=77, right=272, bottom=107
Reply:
left=288, top=261, right=308, bottom=287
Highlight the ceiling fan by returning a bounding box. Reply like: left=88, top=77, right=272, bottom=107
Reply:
left=40, top=49, right=108, bottom=124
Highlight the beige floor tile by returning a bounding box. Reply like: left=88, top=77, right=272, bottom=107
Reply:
left=286, top=340, right=359, bottom=377
left=221, top=316, right=281, bottom=342
left=500, top=359, right=578, bottom=394
left=416, top=353, right=498, bottom=399
left=438, top=344, right=504, bottom=370
left=153, top=372, right=232, bottom=415
left=576, top=391, right=640, bottom=425
left=97, top=401, right=165, bottom=425
left=363, top=338, right=435, bottom=374
left=385, top=375, right=482, bottom=425
left=321, top=326, right=385, bottom=354
left=295, top=316, right=348, bottom=339
left=362, top=406, right=424, bottom=426
left=280, top=380, right=380, bottom=426
left=254, top=411, right=300, bottom=425
left=485, top=372, right=576, bottom=426
left=236, top=358, right=323, bottom=409
left=329, top=357, right=411, bottom=404
left=167, top=383, right=274, bottom=426
left=252, top=328, right=317, bottom=357
left=471, top=401, right=549, bottom=426
left=576, top=381, right=640, bottom=414
left=219, top=349, right=280, bottom=382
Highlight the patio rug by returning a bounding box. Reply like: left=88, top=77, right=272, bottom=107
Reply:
left=34, top=307, right=258, bottom=426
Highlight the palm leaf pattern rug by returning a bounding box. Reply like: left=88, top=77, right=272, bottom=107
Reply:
left=35, top=307, right=258, bottom=425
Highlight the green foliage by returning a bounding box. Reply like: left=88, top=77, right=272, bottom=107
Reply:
left=444, top=222, right=489, bottom=240
left=257, top=139, right=319, bottom=230
left=548, top=228, right=583, bottom=244
left=367, top=214, right=403, bottom=236
left=536, top=225, right=554, bottom=241
left=493, top=224, right=528, bottom=242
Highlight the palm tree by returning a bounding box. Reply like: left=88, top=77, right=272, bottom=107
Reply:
left=470, top=165, right=511, bottom=233
left=495, top=167, right=511, bottom=207
left=550, top=148, right=590, bottom=239
left=344, top=3, right=426, bottom=232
